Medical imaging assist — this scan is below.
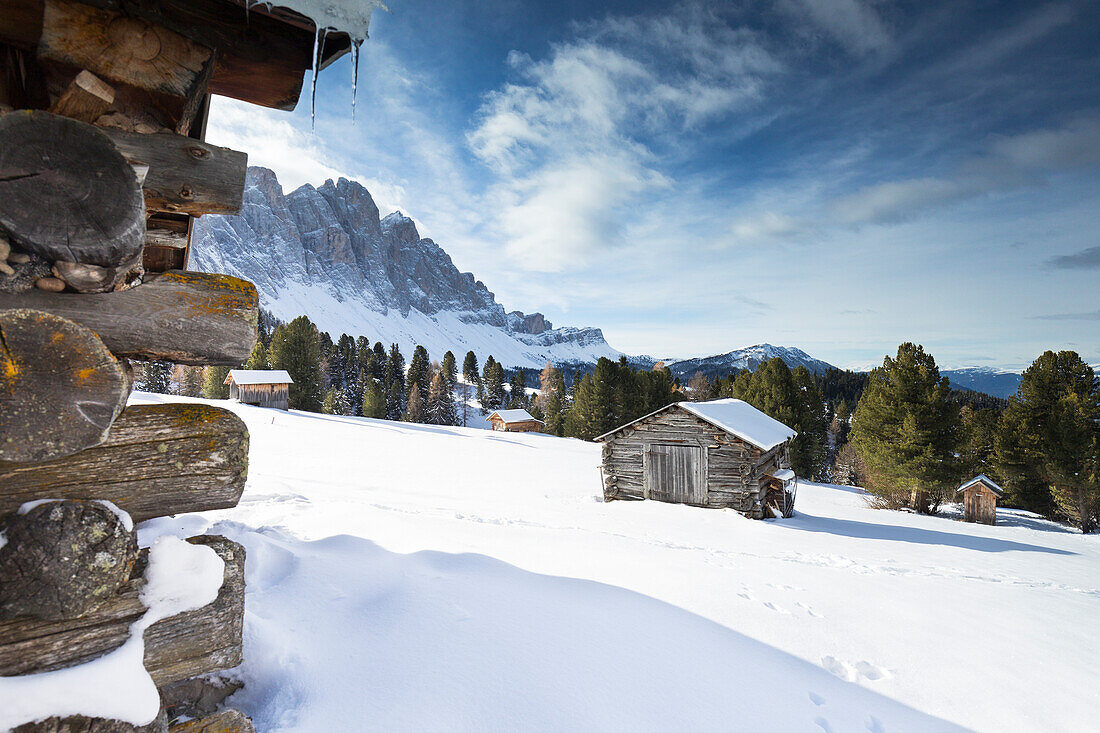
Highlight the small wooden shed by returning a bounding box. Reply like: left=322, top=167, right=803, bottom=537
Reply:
left=225, top=369, right=293, bottom=410
left=956, top=474, right=1003, bottom=525
left=486, top=408, right=543, bottom=433
left=596, top=399, right=797, bottom=519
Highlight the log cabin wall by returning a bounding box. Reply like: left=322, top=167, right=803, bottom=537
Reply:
left=235, top=382, right=289, bottom=411
left=962, top=484, right=998, bottom=525
left=600, top=406, right=787, bottom=518
left=490, top=418, right=542, bottom=432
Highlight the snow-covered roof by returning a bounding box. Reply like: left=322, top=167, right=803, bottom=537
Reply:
left=956, top=474, right=1004, bottom=497
left=596, top=399, right=797, bottom=451
left=486, top=409, right=542, bottom=424
left=771, top=469, right=796, bottom=482
left=226, top=369, right=294, bottom=385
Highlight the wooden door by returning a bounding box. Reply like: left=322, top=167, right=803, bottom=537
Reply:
left=644, top=444, right=706, bottom=505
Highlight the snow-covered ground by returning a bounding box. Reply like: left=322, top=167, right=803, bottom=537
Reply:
left=133, top=393, right=1100, bottom=733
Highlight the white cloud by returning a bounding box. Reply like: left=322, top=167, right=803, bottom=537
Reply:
left=779, top=0, right=890, bottom=55
left=467, top=5, right=779, bottom=271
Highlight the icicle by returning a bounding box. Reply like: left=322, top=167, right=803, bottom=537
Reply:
left=350, top=40, right=361, bottom=122
left=310, top=25, right=322, bottom=131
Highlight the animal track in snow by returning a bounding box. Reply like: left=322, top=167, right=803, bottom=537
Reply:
left=821, top=656, right=891, bottom=683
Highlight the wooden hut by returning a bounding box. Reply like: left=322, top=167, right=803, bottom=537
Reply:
left=596, top=399, right=798, bottom=519
left=956, top=474, right=1004, bottom=525
left=225, top=369, right=293, bottom=410
left=487, top=408, right=543, bottom=432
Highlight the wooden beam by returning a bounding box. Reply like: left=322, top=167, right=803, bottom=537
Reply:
left=0, top=403, right=249, bottom=523
left=0, top=110, right=146, bottom=270
left=0, top=309, right=132, bottom=463
left=0, top=270, right=259, bottom=365
left=0, top=499, right=137, bottom=621
left=169, top=710, right=255, bottom=733
left=38, top=0, right=213, bottom=98
left=0, top=535, right=244, bottom=687
left=46, top=69, right=115, bottom=122
left=101, top=126, right=247, bottom=216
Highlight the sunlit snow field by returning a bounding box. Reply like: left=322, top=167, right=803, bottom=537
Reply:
left=133, top=393, right=1100, bottom=733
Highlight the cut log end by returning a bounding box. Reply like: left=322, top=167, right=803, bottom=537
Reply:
left=0, top=309, right=131, bottom=462
left=0, top=499, right=138, bottom=621
left=0, top=111, right=146, bottom=269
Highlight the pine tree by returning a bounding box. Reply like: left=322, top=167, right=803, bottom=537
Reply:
left=1000, top=351, right=1099, bottom=531
left=404, top=383, right=425, bottom=423
left=463, top=351, right=479, bottom=384
left=427, top=371, right=458, bottom=426
left=442, top=351, right=458, bottom=389
left=544, top=391, right=565, bottom=436
left=371, top=342, right=387, bottom=381
left=384, top=343, right=406, bottom=420
left=141, top=361, right=172, bottom=394
left=790, top=366, right=828, bottom=480
left=178, top=366, right=204, bottom=397
left=361, top=378, right=386, bottom=418
left=509, top=368, right=528, bottom=408
left=407, top=345, right=431, bottom=400
left=269, top=316, right=324, bottom=412
left=245, top=340, right=269, bottom=370
left=482, top=357, right=506, bottom=412
left=563, top=358, right=619, bottom=440
left=850, top=343, right=959, bottom=513
left=201, top=366, right=231, bottom=399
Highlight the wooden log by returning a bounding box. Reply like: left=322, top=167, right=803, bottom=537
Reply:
left=47, top=69, right=115, bottom=123
left=0, top=403, right=249, bottom=523
left=169, top=710, right=254, bottom=733
left=0, top=271, right=259, bottom=365
left=0, top=500, right=137, bottom=621
left=52, top=258, right=140, bottom=294
left=160, top=676, right=243, bottom=722
left=13, top=708, right=168, bottom=733
left=100, top=127, right=247, bottom=216
left=0, top=111, right=146, bottom=269
left=38, top=0, right=212, bottom=98
left=0, top=535, right=245, bottom=685
left=0, top=309, right=131, bottom=463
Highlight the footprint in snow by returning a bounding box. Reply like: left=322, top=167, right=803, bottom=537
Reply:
left=855, top=661, right=892, bottom=681
left=762, top=601, right=791, bottom=614
left=795, top=601, right=824, bottom=618
left=821, top=656, right=855, bottom=681
left=865, top=715, right=886, bottom=733
left=808, top=691, right=826, bottom=706
left=814, top=716, right=834, bottom=732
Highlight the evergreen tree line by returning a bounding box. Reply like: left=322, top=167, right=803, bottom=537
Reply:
left=842, top=343, right=1099, bottom=533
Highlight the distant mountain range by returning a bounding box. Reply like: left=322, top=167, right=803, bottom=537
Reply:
left=191, top=167, right=1041, bottom=399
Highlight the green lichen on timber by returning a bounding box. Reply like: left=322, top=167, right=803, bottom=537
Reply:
left=160, top=271, right=258, bottom=319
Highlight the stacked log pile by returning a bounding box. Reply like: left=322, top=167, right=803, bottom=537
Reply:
left=1, top=3, right=364, bottom=727
left=0, top=2, right=339, bottom=729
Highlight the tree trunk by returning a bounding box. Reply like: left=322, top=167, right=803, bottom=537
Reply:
left=0, top=403, right=249, bottom=523
left=0, top=111, right=146, bottom=270
left=0, top=535, right=244, bottom=685
left=0, top=309, right=132, bottom=463
left=0, top=271, right=259, bottom=365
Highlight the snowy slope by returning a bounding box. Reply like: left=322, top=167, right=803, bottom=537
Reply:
left=941, top=367, right=1023, bottom=399
left=134, top=393, right=1099, bottom=733
left=190, top=168, right=620, bottom=369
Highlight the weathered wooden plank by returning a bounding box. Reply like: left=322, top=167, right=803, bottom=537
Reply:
left=0, top=535, right=244, bottom=686
left=39, top=0, right=212, bottom=98
left=100, top=127, right=247, bottom=216
left=47, top=69, right=115, bottom=123
left=13, top=708, right=168, bottom=733
left=169, top=710, right=254, bottom=733
left=0, top=271, right=258, bottom=365
left=0, top=309, right=131, bottom=462
left=0, top=403, right=248, bottom=522
left=0, top=500, right=137, bottom=621
left=0, top=110, right=146, bottom=269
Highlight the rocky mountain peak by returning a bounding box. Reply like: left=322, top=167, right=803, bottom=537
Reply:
left=190, top=167, right=621, bottom=369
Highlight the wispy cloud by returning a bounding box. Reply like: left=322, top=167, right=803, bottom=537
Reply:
left=1032, top=309, right=1100, bottom=321
left=778, top=0, right=891, bottom=55
left=467, top=3, right=780, bottom=270
left=1047, top=245, right=1100, bottom=269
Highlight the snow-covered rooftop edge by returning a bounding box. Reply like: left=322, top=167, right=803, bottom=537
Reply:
left=596, top=398, right=797, bottom=451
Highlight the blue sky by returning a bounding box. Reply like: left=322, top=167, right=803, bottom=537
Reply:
left=205, top=0, right=1100, bottom=370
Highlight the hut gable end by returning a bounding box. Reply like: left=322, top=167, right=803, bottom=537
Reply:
left=599, top=401, right=796, bottom=519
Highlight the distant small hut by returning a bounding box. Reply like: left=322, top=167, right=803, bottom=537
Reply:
left=486, top=409, right=543, bottom=432
left=596, top=399, right=797, bottom=518
left=956, top=474, right=1003, bottom=525
left=225, top=369, right=293, bottom=410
